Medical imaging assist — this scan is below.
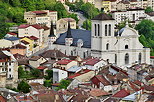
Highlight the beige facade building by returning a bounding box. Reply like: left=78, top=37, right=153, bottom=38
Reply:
left=56, top=18, right=76, bottom=34
left=24, top=10, right=57, bottom=27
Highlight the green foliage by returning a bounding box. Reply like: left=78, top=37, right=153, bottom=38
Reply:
left=17, top=80, right=30, bottom=93
left=44, top=70, right=53, bottom=80
left=81, top=3, right=100, bottom=19
left=145, top=6, right=153, bottom=13
left=135, top=19, right=154, bottom=55
left=57, top=79, right=71, bottom=90
left=6, top=86, right=19, bottom=92
left=44, top=80, right=52, bottom=87
left=18, top=66, right=41, bottom=79
left=116, top=21, right=133, bottom=30
left=67, top=13, right=79, bottom=23
left=82, top=19, right=91, bottom=30
left=31, top=68, right=41, bottom=78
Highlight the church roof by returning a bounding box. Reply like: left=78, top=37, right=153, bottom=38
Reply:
left=92, top=13, right=114, bottom=21
left=54, top=29, right=91, bottom=48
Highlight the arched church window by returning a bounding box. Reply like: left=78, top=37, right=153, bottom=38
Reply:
left=98, top=24, right=100, bottom=36
left=115, top=54, right=117, bottom=64
left=71, top=51, right=73, bottom=56
left=105, top=25, right=107, bottom=36
left=138, top=53, right=142, bottom=64
left=125, top=53, right=129, bottom=64
left=83, top=52, right=86, bottom=58
left=125, top=45, right=128, bottom=49
left=109, top=24, right=111, bottom=36
left=95, top=24, right=97, bottom=36
left=106, top=43, right=109, bottom=50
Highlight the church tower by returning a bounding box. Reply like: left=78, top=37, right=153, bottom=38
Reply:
left=48, top=22, right=56, bottom=49
left=65, top=21, right=73, bottom=46
left=91, top=13, right=115, bottom=58
left=65, top=21, right=73, bottom=55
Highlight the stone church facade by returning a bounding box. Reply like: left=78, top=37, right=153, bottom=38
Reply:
left=48, top=13, right=150, bottom=67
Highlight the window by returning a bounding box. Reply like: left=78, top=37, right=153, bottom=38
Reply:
left=83, top=52, right=86, bottom=58
left=109, top=24, right=111, bottom=36
left=138, top=53, right=142, bottom=64
left=115, top=54, right=117, bottom=64
left=106, top=43, right=109, bottom=50
left=125, top=45, right=128, bottom=49
left=125, top=53, right=129, bottom=64
left=98, top=24, right=100, bottom=36
left=71, top=51, right=73, bottom=56
left=95, top=24, right=97, bottom=36
left=105, top=25, right=107, bottom=36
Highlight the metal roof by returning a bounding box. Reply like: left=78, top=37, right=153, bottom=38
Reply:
left=54, top=29, right=91, bottom=48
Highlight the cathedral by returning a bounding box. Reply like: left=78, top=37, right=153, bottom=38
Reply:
left=48, top=13, right=150, bottom=67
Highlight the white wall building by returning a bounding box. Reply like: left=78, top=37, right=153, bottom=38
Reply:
left=48, top=13, right=150, bottom=67
left=24, top=10, right=57, bottom=27
left=53, top=68, right=68, bottom=83
left=111, top=8, right=146, bottom=24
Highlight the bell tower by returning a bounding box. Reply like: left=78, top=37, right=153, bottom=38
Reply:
left=48, top=22, right=56, bottom=49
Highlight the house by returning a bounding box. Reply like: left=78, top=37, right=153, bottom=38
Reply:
left=13, top=95, right=36, bottom=102
left=29, top=56, right=47, bottom=68
left=53, top=68, right=68, bottom=83
left=82, top=57, right=107, bottom=72
left=0, top=39, right=12, bottom=48
left=0, top=95, right=6, bottom=102
left=18, top=24, right=44, bottom=46
left=37, top=66, right=48, bottom=76
left=111, top=8, right=146, bottom=25
left=91, top=75, right=112, bottom=92
left=29, top=83, right=46, bottom=91
left=10, top=44, right=27, bottom=56
left=68, top=69, right=95, bottom=89
left=5, top=37, right=20, bottom=45
left=56, top=18, right=76, bottom=34
left=53, top=59, right=78, bottom=70
left=24, top=10, right=57, bottom=27
left=0, top=51, right=18, bottom=88
left=150, top=56, right=154, bottom=65
left=4, top=32, right=17, bottom=38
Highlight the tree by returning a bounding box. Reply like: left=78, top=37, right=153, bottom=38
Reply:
left=135, top=19, right=154, bottom=39
left=145, top=6, right=153, bottom=13
left=81, top=3, right=100, bottom=19
left=67, top=13, right=79, bottom=23
left=44, top=80, right=52, bottom=87
left=57, top=79, right=71, bottom=90
left=17, top=80, right=30, bottom=93
left=44, top=70, right=53, bottom=80
left=31, top=68, right=41, bottom=78
left=82, top=19, right=91, bottom=30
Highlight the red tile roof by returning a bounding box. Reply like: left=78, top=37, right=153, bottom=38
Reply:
left=0, top=95, right=6, bottom=102
left=95, top=75, right=110, bottom=86
left=56, top=59, right=74, bottom=65
left=83, top=58, right=101, bottom=66
left=150, top=56, right=154, bottom=59
left=29, top=36, right=38, bottom=40
left=19, top=24, right=43, bottom=29
left=32, top=11, right=47, bottom=14
left=37, top=66, right=47, bottom=70
left=112, top=89, right=130, bottom=98
left=21, top=40, right=30, bottom=45
left=68, top=69, right=92, bottom=79
left=7, top=32, right=17, bottom=35
left=90, top=89, right=109, bottom=97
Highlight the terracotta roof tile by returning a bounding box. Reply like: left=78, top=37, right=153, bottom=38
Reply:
left=56, top=59, right=74, bottom=65
left=32, top=11, right=47, bottom=14
left=90, top=89, right=109, bottom=97
left=112, top=89, right=130, bottom=98
left=7, top=32, right=17, bottom=35
left=11, top=44, right=27, bottom=49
